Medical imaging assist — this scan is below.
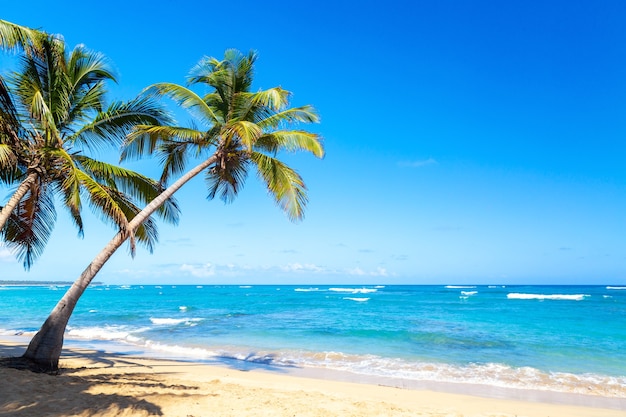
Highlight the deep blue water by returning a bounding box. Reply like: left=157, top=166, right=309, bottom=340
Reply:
left=1, top=284, right=625, bottom=396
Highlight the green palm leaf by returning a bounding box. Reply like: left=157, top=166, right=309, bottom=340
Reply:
left=256, top=131, right=324, bottom=158
left=251, top=152, right=308, bottom=221
left=2, top=180, right=56, bottom=269
left=144, top=83, right=219, bottom=125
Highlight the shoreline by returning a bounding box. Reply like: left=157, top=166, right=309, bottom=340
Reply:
left=1, top=336, right=625, bottom=416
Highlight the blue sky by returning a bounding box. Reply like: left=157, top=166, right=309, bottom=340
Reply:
left=1, top=0, right=626, bottom=285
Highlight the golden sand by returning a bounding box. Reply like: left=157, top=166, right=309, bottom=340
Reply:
left=0, top=340, right=624, bottom=417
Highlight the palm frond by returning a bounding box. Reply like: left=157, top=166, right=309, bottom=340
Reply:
left=72, top=97, right=173, bottom=152
left=48, top=148, right=84, bottom=235
left=256, top=105, right=320, bottom=130
left=222, top=121, right=262, bottom=151
left=75, top=169, right=130, bottom=232
left=251, top=152, right=307, bottom=222
left=123, top=125, right=204, bottom=163
left=157, top=139, right=193, bottom=184
left=206, top=148, right=249, bottom=203
left=144, top=82, right=219, bottom=125
left=246, top=87, right=291, bottom=111
left=255, top=131, right=324, bottom=158
left=0, top=144, right=17, bottom=170
left=0, top=19, right=47, bottom=56
left=74, top=155, right=180, bottom=225
left=2, top=180, right=56, bottom=269
left=67, top=44, right=117, bottom=88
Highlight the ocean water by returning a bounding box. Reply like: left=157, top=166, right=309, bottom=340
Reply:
left=1, top=284, right=626, bottom=398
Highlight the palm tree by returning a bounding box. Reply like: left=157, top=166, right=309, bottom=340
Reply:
left=0, top=24, right=179, bottom=268
left=21, top=49, right=324, bottom=371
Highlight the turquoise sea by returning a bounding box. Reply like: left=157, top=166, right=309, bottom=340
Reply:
left=1, top=284, right=626, bottom=398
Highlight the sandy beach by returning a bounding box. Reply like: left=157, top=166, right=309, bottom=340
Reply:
left=0, top=339, right=624, bottom=417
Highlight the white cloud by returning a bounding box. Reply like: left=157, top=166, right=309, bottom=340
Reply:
left=180, top=263, right=216, bottom=277
left=346, top=267, right=388, bottom=277
left=398, top=157, right=438, bottom=168
left=279, top=263, right=326, bottom=273
left=113, top=260, right=394, bottom=283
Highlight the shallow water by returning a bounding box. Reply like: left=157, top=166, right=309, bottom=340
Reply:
left=1, top=284, right=625, bottom=397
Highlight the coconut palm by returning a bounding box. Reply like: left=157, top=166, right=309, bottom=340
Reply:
left=0, top=25, right=179, bottom=268
left=21, top=49, right=324, bottom=371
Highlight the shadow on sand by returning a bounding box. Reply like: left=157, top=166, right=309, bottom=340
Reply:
left=0, top=341, right=299, bottom=417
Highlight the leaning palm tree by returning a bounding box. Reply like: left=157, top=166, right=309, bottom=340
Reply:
left=0, top=27, right=179, bottom=268
left=22, top=49, right=324, bottom=371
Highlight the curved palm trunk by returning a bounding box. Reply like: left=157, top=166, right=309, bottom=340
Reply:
left=22, top=155, right=216, bottom=371
left=0, top=171, right=37, bottom=231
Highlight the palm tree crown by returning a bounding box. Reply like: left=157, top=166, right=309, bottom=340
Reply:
left=124, top=49, right=324, bottom=221
left=0, top=23, right=179, bottom=267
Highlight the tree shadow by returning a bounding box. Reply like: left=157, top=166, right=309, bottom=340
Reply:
left=0, top=341, right=303, bottom=417
left=0, top=345, right=199, bottom=417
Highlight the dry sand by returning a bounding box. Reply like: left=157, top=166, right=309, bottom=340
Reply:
left=1, top=339, right=625, bottom=417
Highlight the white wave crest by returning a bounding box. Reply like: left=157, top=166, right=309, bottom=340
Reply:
left=343, top=297, right=370, bottom=302
left=606, top=286, right=626, bottom=290
left=66, top=325, right=149, bottom=343
left=329, top=288, right=377, bottom=294
left=461, top=291, right=478, bottom=296
left=149, top=317, right=203, bottom=326
left=507, top=293, right=589, bottom=301
left=294, top=288, right=322, bottom=292
left=445, top=285, right=476, bottom=289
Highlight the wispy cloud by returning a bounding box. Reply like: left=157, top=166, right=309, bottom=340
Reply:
left=279, top=263, right=326, bottom=273
left=346, top=267, right=388, bottom=277
left=398, top=157, right=438, bottom=168
left=180, top=263, right=216, bottom=277
left=278, top=249, right=299, bottom=254
left=116, top=261, right=393, bottom=281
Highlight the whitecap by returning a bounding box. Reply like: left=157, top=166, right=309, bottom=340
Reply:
left=507, top=293, right=589, bottom=301
left=239, top=285, right=252, bottom=289
left=461, top=291, right=478, bottom=296
left=606, top=286, right=626, bottom=290
left=445, top=285, right=476, bottom=289
left=329, top=288, right=377, bottom=294
left=294, top=287, right=321, bottom=292
left=343, top=297, right=370, bottom=302
left=149, top=317, right=203, bottom=326
left=66, top=325, right=150, bottom=343
left=179, top=306, right=188, bottom=311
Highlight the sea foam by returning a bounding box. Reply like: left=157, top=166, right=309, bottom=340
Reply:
left=329, top=288, right=377, bottom=294
left=507, top=293, right=589, bottom=301
left=149, top=317, right=203, bottom=326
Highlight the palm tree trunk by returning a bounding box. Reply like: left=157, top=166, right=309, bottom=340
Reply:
left=22, top=155, right=217, bottom=371
left=0, top=171, right=37, bottom=231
